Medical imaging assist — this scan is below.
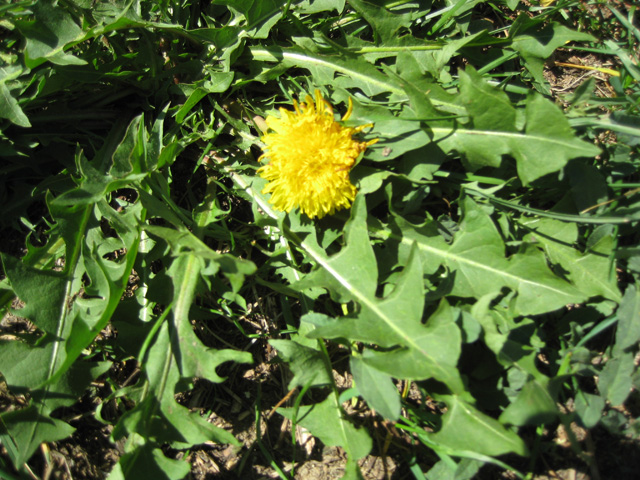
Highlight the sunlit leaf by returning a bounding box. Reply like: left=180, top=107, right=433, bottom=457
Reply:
left=351, top=354, right=401, bottom=421
left=429, top=395, right=529, bottom=457
left=524, top=219, right=621, bottom=302
left=433, top=68, right=600, bottom=184
left=279, top=394, right=372, bottom=480
left=384, top=197, right=586, bottom=315
left=270, top=339, right=332, bottom=388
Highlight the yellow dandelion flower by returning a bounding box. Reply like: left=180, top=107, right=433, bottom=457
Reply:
left=257, top=90, right=378, bottom=219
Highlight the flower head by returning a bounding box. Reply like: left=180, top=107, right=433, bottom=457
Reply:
left=258, top=90, right=377, bottom=219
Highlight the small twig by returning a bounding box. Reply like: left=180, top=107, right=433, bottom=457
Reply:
left=554, top=61, right=620, bottom=76
left=22, top=462, right=39, bottom=480
left=267, top=387, right=297, bottom=419
left=581, top=188, right=640, bottom=214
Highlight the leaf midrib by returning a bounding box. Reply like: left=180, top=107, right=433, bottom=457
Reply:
left=300, top=237, right=458, bottom=385
left=250, top=47, right=402, bottom=95
left=431, top=126, right=597, bottom=151
left=421, top=239, right=577, bottom=297
left=455, top=398, right=524, bottom=449
left=544, top=239, right=621, bottom=302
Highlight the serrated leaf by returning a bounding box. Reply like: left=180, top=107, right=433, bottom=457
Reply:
left=0, top=116, right=156, bottom=472
left=1, top=254, right=68, bottom=338
left=348, top=0, right=415, bottom=43
left=0, top=407, right=75, bottom=468
left=471, top=296, right=546, bottom=381
left=216, top=0, right=285, bottom=38
left=389, top=197, right=585, bottom=315
left=294, top=196, right=377, bottom=303
left=110, top=233, right=255, bottom=451
left=433, top=68, right=600, bottom=184
left=250, top=46, right=405, bottom=97
left=429, top=395, right=528, bottom=457
left=115, top=318, right=241, bottom=453
left=269, top=339, right=332, bottom=388
left=301, top=201, right=465, bottom=393
left=510, top=16, right=595, bottom=59
left=15, top=0, right=86, bottom=68
left=279, top=394, right=372, bottom=479
left=525, top=218, right=621, bottom=302
left=509, top=16, right=595, bottom=92
left=53, top=119, right=149, bottom=206
left=167, top=254, right=253, bottom=382
left=153, top=325, right=240, bottom=446
left=147, top=225, right=256, bottom=294
left=354, top=301, right=464, bottom=394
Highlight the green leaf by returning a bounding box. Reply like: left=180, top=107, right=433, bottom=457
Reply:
left=175, top=88, right=208, bottom=124
left=107, top=444, right=191, bottom=480
left=0, top=254, right=68, bottom=338
left=301, top=200, right=465, bottom=393
left=249, top=46, right=405, bottom=97
left=15, top=0, right=86, bottom=68
left=566, top=162, right=609, bottom=213
left=0, top=83, right=31, bottom=127
left=167, top=253, right=252, bottom=381
left=297, top=0, right=346, bottom=13
left=499, top=379, right=558, bottom=426
left=387, top=197, right=586, bottom=315
left=153, top=325, right=240, bottom=446
left=429, top=395, right=528, bottom=457
left=355, top=300, right=464, bottom=393
left=0, top=407, right=75, bottom=468
left=598, top=352, right=635, bottom=406
left=146, top=226, right=256, bottom=295
left=510, top=16, right=596, bottom=59
left=53, top=123, right=149, bottom=207
left=0, top=357, right=109, bottom=469
left=216, top=0, right=285, bottom=38
left=524, top=218, right=621, bottom=303
left=108, top=232, right=255, bottom=459
left=365, top=116, right=431, bottom=161
left=509, top=16, right=595, bottom=92
left=471, top=296, right=545, bottom=381
left=426, top=458, right=482, bottom=480
left=113, top=318, right=241, bottom=464
left=613, top=283, right=640, bottom=355
left=350, top=354, right=401, bottom=421
left=269, top=339, right=332, bottom=388
left=279, top=394, right=372, bottom=479
left=0, top=116, right=154, bottom=472
left=574, top=393, right=605, bottom=429
left=294, top=196, right=378, bottom=304
left=348, top=0, right=416, bottom=43
left=433, top=68, right=600, bottom=184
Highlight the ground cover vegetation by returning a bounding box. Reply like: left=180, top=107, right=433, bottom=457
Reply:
left=1, top=0, right=639, bottom=478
